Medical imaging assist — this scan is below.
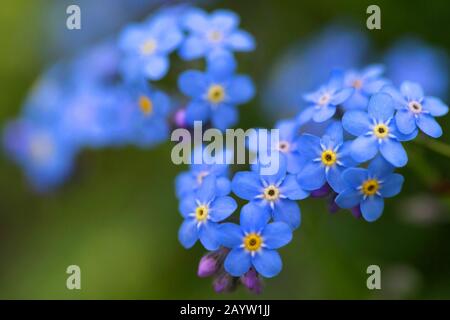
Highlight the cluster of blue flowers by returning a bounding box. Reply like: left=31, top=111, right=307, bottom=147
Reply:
left=3, top=6, right=255, bottom=191
left=177, top=64, right=448, bottom=293
left=3, top=4, right=448, bottom=294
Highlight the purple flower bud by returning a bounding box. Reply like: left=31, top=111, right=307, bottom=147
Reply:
left=213, top=273, right=233, bottom=293
left=351, top=206, right=362, bottom=219
left=311, top=184, right=331, bottom=198
left=197, top=254, right=218, bottom=278
left=240, top=268, right=263, bottom=294
left=174, top=108, right=186, bottom=128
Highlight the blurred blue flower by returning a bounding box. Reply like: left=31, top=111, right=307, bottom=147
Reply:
left=335, top=156, right=404, bottom=222
left=220, top=203, right=292, bottom=278
left=303, top=70, right=354, bottom=123
left=119, top=13, right=183, bottom=80
left=343, top=64, right=389, bottom=110
left=178, top=175, right=237, bottom=250
left=3, top=120, right=76, bottom=192
left=231, top=157, right=308, bottom=229
left=297, top=122, right=358, bottom=193
left=384, top=38, right=449, bottom=99
left=343, top=93, right=417, bottom=167
left=382, top=81, right=448, bottom=138
left=179, top=8, right=255, bottom=61
left=263, top=25, right=370, bottom=118
left=178, top=56, right=255, bottom=130
left=175, top=147, right=232, bottom=198
left=120, top=80, right=171, bottom=148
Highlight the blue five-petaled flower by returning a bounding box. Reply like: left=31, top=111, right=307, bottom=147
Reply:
left=119, top=14, right=183, bottom=80
left=178, top=175, right=237, bottom=251
left=303, top=70, right=354, bottom=123
left=231, top=157, right=309, bottom=229
left=343, top=92, right=417, bottom=168
left=382, top=81, right=449, bottom=138
left=335, top=156, right=404, bottom=222
left=220, top=203, right=293, bottom=278
left=297, top=121, right=358, bottom=193
left=178, top=56, right=255, bottom=131
left=180, top=8, right=255, bottom=61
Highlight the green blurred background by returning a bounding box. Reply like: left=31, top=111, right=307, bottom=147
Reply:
left=0, top=0, right=449, bottom=299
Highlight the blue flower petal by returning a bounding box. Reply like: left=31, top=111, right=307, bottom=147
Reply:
left=368, top=93, right=395, bottom=122
left=257, top=154, right=287, bottom=185
left=199, top=222, right=221, bottom=250
left=273, top=199, right=301, bottom=229
left=182, top=8, right=209, bottom=32
left=368, top=155, right=394, bottom=178
left=178, top=218, right=198, bottom=249
left=226, top=30, right=255, bottom=51
left=179, top=194, right=197, bottom=217
left=400, top=81, right=424, bottom=101
left=380, top=139, right=408, bottom=167
left=297, top=161, right=326, bottom=191
left=338, top=141, right=359, bottom=167
left=143, top=55, right=169, bottom=80
left=196, top=175, right=216, bottom=203
left=330, top=88, right=354, bottom=105
left=313, top=105, right=336, bottom=123
left=324, top=121, right=344, bottom=144
left=209, top=196, right=237, bottom=222
left=231, top=171, right=263, bottom=200
left=395, top=109, right=416, bottom=134
left=185, top=101, right=210, bottom=124
left=216, top=177, right=231, bottom=196
left=279, top=174, right=309, bottom=200
left=175, top=172, right=196, bottom=198
left=211, top=9, right=240, bottom=32
left=423, top=97, right=449, bottom=117
left=178, top=70, right=207, bottom=98
left=342, top=110, right=371, bottom=136
left=326, top=165, right=346, bottom=193
left=262, top=222, right=292, bottom=249
left=350, top=135, right=378, bottom=163
left=379, top=173, right=404, bottom=198
left=179, top=36, right=207, bottom=60
left=381, top=85, right=407, bottom=107
left=224, top=248, right=252, bottom=276
left=211, top=104, right=238, bottom=131
left=335, top=188, right=361, bottom=209
left=360, top=196, right=384, bottom=222
left=297, top=134, right=321, bottom=160
left=240, top=202, right=271, bottom=233
left=226, top=75, right=255, bottom=104
left=417, top=114, right=443, bottom=138
left=252, top=249, right=282, bottom=278
left=342, top=168, right=368, bottom=188
left=219, top=223, right=243, bottom=248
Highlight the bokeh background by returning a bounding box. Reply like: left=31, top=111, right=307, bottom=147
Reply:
left=0, top=0, right=449, bottom=299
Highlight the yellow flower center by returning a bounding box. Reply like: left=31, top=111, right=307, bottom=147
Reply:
left=263, top=185, right=280, bottom=201
left=318, top=93, right=331, bottom=106
left=243, top=233, right=263, bottom=252
left=140, top=39, right=157, bottom=55
left=352, top=79, right=363, bottom=89
left=321, top=150, right=337, bottom=166
left=208, top=30, right=223, bottom=43
left=278, top=141, right=290, bottom=153
left=207, top=84, right=225, bottom=104
left=361, top=179, right=379, bottom=196
left=373, top=124, right=389, bottom=138
left=195, top=205, right=209, bottom=222
left=139, top=95, right=153, bottom=115
left=408, top=101, right=423, bottom=114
